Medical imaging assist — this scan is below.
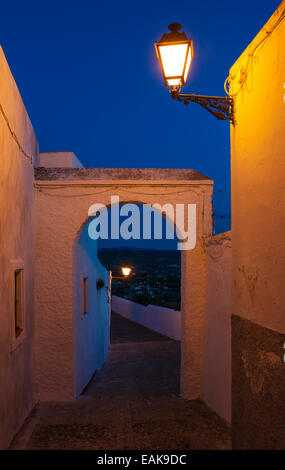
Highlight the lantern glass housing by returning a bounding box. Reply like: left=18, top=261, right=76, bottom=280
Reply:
left=155, top=23, right=193, bottom=91
left=122, top=267, right=131, bottom=277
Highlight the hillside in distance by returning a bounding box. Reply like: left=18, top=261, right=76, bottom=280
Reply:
left=98, top=248, right=181, bottom=310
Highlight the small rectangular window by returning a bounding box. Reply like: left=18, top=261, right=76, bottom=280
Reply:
left=14, top=269, right=24, bottom=338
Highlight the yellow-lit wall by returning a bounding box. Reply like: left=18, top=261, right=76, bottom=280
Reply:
left=230, top=2, right=285, bottom=333
left=230, top=1, right=285, bottom=449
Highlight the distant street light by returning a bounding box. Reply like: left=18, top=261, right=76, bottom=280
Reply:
left=112, top=266, right=132, bottom=280
left=122, top=266, right=132, bottom=277
left=155, top=23, right=234, bottom=123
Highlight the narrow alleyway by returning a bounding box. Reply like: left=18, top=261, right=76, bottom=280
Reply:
left=10, top=313, right=231, bottom=450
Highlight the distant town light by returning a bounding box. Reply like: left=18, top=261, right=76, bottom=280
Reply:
left=122, top=267, right=132, bottom=277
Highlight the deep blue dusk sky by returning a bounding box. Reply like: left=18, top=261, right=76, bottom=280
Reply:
left=0, top=0, right=280, bottom=233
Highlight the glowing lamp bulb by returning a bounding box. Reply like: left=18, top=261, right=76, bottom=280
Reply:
left=155, top=23, right=193, bottom=91
left=122, top=267, right=131, bottom=277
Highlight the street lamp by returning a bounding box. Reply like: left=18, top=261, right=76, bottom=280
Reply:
left=155, top=23, right=193, bottom=89
left=122, top=266, right=132, bottom=277
left=155, top=23, right=234, bottom=124
left=112, top=266, right=132, bottom=280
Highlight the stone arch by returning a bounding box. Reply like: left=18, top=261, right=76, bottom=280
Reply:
left=34, top=168, right=213, bottom=402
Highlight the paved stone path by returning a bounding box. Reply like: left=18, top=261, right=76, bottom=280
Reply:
left=10, top=313, right=231, bottom=450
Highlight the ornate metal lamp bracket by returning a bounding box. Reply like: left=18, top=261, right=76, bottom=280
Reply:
left=171, top=90, right=235, bottom=125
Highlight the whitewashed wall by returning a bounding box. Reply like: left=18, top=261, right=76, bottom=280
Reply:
left=39, top=151, right=84, bottom=168
left=112, top=296, right=181, bottom=340
left=0, top=47, right=38, bottom=449
left=73, top=226, right=110, bottom=397
left=202, top=232, right=232, bottom=423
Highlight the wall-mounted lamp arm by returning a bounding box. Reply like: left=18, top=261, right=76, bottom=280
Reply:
left=171, top=90, right=235, bottom=124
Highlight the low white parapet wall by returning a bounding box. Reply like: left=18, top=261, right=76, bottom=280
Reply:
left=111, top=296, right=181, bottom=341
